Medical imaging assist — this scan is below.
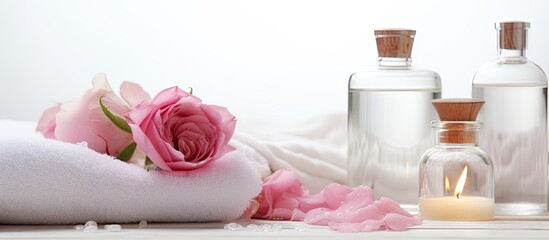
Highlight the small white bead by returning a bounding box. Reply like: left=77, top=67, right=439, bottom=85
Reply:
left=294, top=224, right=309, bottom=232
left=138, top=220, right=147, bottom=229
left=83, top=225, right=97, bottom=232
left=261, top=224, right=273, bottom=232
left=104, top=224, right=122, bottom=232
left=246, top=224, right=259, bottom=231
left=74, top=225, right=84, bottom=231
left=272, top=223, right=282, bottom=231
left=224, top=223, right=243, bottom=231
left=84, top=221, right=97, bottom=227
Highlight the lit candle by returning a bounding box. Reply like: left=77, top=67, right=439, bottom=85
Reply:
left=419, top=166, right=494, bottom=220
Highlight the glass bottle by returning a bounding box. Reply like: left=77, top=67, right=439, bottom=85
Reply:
left=348, top=29, right=441, bottom=212
left=472, top=21, right=548, bottom=215
left=419, top=99, right=494, bottom=220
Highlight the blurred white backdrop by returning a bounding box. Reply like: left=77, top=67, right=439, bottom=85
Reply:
left=0, top=0, right=548, bottom=122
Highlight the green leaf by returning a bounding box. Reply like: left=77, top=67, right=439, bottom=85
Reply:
left=116, top=142, right=137, bottom=162
left=99, top=94, right=132, bottom=133
left=188, top=87, right=193, bottom=95
left=145, top=157, right=157, bottom=171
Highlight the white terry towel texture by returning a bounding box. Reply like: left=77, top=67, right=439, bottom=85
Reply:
left=0, top=114, right=347, bottom=223
left=0, top=123, right=261, bottom=224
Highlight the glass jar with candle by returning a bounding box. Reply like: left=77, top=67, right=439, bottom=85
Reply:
left=419, top=99, right=494, bottom=220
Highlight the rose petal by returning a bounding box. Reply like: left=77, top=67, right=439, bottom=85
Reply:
left=152, top=86, right=192, bottom=105
left=201, top=104, right=236, bottom=144
left=254, top=169, right=422, bottom=232
left=333, top=204, right=385, bottom=223
left=335, top=186, right=375, bottom=214
left=127, top=123, right=171, bottom=170
left=383, top=213, right=413, bottom=231
left=88, top=91, right=133, bottom=156
left=303, top=208, right=334, bottom=225
left=291, top=209, right=306, bottom=221
left=120, top=81, right=151, bottom=108
left=91, top=73, right=112, bottom=91
left=36, top=104, right=61, bottom=139
left=165, top=158, right=212, bottom=170
left=329, top=220, right=384, bottom=232
left=54, top=90, right=108, bottom=153
left=374, top=197, right=414, bottom=218
left=298, top=183, right=353, bottom=213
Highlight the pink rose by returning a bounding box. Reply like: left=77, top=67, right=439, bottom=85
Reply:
left=36, top=73, right=150, bottom=156
left=125, top=86, right=236, bottom=171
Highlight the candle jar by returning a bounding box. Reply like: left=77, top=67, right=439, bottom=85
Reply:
left=419, top=99, right=494, bottom=220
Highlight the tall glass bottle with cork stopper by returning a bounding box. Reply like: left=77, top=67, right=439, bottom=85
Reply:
left=348, top=29, right=441, bottom=212
left=472, top=21, right=548, bottom=215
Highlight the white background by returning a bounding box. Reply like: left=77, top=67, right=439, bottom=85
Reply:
left=1, top=0, right=548, bottom=122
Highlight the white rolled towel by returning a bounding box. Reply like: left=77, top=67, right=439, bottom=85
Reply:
left=0, top=135, right=261, bottom=224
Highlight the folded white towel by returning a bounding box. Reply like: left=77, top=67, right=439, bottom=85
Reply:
left=0, top=124, right=261, bottom=224
left=0, top=114, right=347, bottom=224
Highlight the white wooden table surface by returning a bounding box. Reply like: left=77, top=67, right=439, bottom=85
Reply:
left=2, top=218, right=549, bottom=240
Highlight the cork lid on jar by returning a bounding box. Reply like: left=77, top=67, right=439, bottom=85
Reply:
left=432, top=99, right=485, bottom=144
left=375, top=29, right=415, bottom=58
left=496, top=21, right=530, bottom=50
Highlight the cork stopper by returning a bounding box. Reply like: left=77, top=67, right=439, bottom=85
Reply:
left=375, top=29, right=415, bottom=58
left=496, top=21, right=529, bottom=50
left=432, top=99, right=485, bottom=144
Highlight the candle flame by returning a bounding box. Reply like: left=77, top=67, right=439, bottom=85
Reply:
left=454, top=165, right=468, bottom=199
left=444, top=176, right=450, bottom=193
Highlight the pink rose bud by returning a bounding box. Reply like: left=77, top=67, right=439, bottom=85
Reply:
left=36, top=74, right=150, bottom=157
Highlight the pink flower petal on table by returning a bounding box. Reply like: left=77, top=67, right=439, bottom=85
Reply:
left=303, top=207, right=334, bottom=225
left=374, top=197, right=414, bottom=218
left=337, top=186, right=375, bottom=213
left=253, top=169, right=422, bottom=232
left=270, top=206, right=297, bottom=219
left=120, top=81, right=151, bottom=108
left=383, top=213, right=415, bottom=231
left=410, top=216, right=423, bottom=225
left=291, top=209, right=306, bottom=221
left=298, top=183, right=352, bottom=212
left=329, top=220, right=384, bottom=232
left=334, top=204, right=385, bottom=223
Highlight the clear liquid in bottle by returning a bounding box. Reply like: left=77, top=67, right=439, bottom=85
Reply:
left=472, top=21, right=548, bottom=215
left=348, top=29, right=441, bottom=212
